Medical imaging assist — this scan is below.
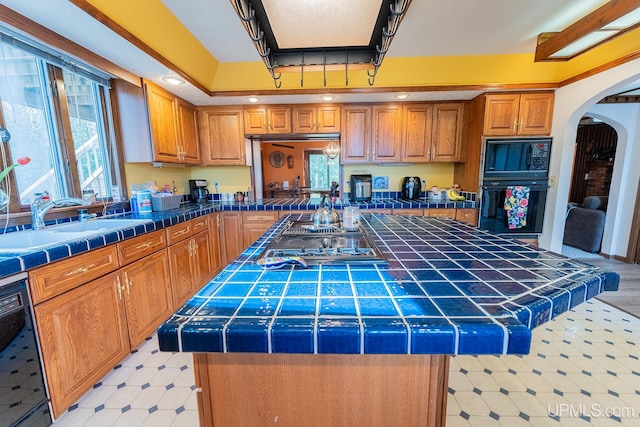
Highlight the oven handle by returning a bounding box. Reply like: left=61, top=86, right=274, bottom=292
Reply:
left=481, top=184, right=549, bottom=190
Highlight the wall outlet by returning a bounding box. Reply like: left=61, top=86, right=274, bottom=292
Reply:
left=548, top=175, right=557, bottom=187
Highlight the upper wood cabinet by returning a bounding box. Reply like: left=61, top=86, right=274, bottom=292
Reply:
left=401, top=102, right=464, bottom=162
left=341, top=105, right=372, bottom=164
left=292, top=105, right=341, bottom=133
left=244, top=105, right=291, bottom=134
left=483, top=93, right=554, bottom=136
left=372, top=104, right=403, bottom=163
left=113, top=79, right=200, bottom=165
left=198, top=106, right=246, bottom=165
left=431, top=103, right=464, bottom=161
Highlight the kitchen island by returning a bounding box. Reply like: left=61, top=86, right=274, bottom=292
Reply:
left=158, top=213, right=619, bottom=426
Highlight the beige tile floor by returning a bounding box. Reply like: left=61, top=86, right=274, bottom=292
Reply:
left=52, top=298, right=640, bottom=426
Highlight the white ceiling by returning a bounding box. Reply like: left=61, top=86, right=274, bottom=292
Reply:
left=1, top=0, right=638, bottom=105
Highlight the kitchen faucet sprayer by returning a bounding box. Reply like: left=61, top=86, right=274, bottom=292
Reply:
left=30, top=191, right=91, bottom=230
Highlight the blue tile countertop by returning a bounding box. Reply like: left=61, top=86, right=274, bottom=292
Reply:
left=158, top=213, right=619, bottom=356
left=0, top=198, right=474, bottom=280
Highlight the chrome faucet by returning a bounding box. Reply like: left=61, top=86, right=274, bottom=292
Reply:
left=30, top=191, right=91, bottom=230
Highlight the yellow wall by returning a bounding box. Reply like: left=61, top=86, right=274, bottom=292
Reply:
left=343, top=164, right=455, bottom=193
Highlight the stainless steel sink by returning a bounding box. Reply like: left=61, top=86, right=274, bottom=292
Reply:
left=0, top=218, right=152, bottom=253
left=257, top=221, right=387, bottom=265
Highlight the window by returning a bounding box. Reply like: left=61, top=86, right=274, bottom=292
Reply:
left=0, top=35, right=116, bottom=208
left=306, top=150, right=339, bottom=191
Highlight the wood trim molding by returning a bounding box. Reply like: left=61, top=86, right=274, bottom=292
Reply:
left=0, top=4, right=140, bottom=87
left=559, top=48, right=640, bottom=87
left=68, top=0, right=210, bottom=94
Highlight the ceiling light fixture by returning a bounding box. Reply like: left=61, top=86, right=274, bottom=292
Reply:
left=320, top=94, right=335, bottom=101
left=323, top=139, right=340, bottom=160
left=230, top=0, right=411, bottom=88
left=535, top=2, right=640, bottom=61
left=161, top=75, right=185, bottom=85
left=246, top=96, right=261, bottom=103
left=394, top=93, right=409, bottom=100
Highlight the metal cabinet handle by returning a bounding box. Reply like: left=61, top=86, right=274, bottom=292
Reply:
left=116, top=276, right=123, bottom=300
left=65, top=263, right=95, bottom=276
left=124, top=272, right=131, bottom=295
left=513, top=120, right=518, bottom=132
left=136, top=241, right=153, bottom=250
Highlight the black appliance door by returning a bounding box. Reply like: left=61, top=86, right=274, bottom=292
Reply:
left=479, top=180, right=548, bottom=234
left=0, top=274, right=51, bottom=427
left=483, top=138, right=551, bottom=179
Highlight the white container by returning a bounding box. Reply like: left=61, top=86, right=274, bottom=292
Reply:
left=137, top=190, right=152, bottom=213
left=343, top=206, right=360, bottom=231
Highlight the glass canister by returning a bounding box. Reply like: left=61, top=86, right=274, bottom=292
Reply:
left=343, top=206, right=360, bottom=231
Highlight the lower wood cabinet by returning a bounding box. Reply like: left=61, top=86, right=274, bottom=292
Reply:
left=34, top=272, right=130, bottom=417
left=455, top=208, right=479, bottom=226
left=425, top=208, right=456, bottom=219
left=209, top=213, right=223, bottom=275
left=219, top=212, right=244, bottom=265
left=243, top=211, right=279, bottom=246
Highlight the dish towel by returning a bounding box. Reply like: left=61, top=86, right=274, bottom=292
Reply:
left=504, top=186, right=530, bottom=229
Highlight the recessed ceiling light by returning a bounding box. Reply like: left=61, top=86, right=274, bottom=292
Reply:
left=246, top=96, right=261, bottom=103
left=162, top=75, right=185, bottom=85
left=320, top=94, right=335, bottom=101
left=394, top=93, right=409, bottom=100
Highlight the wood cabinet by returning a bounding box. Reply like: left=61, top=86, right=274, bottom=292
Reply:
left=402, top=102, right=464, bottom=162
left=198, top=106, right=246, bottom=165
left=341, top=105, right=372, bottom=164
left=372, top=104, right=403, bottom=162
left=483, top=93, right=554, bottom=136
left=425, top=208, right=456, bottom=219
left=120, top=250, right=173, bottom=348
left=243, top=211, right=279, bottom=247
left=402, top=103, right=433, bottom=162
left=113, top=79, right=199, bottom=165
left=117, top=229, right=166, bottom=266
left=209, top=213, right=223, bottom=275
left=292, top=105, right=341, bottom=133
left=219, top=212, right=244, bottom=265
left=244, top=105, right=291, bottom=134
left=393, top=208, right=424, bottom=216
left=34, top=272, right=130, bottom=417
left=455, top=208, right=479, bottom=226
left=167, top=218, right=213, bottom=310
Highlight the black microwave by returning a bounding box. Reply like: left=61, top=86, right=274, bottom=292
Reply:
left=483, top=137, right=552, bottom=179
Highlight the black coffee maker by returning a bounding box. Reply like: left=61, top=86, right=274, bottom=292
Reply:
left=189, top=179, right=210, bottom=203
left=400, top=176, right=422, bottom=200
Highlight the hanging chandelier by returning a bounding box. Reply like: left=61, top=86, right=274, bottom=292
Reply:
left=323, top=140, right=340, bottom=159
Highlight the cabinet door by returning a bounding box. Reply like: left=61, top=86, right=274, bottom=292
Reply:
left=431, top=103, right=464, bottom=161
left=209, top=213, right=223, bottom=275
left=121, top=250, right=173, bottom=348
left=424, top=208, right=456, bottom=219
left=192, top=230, right=213, bottom=288
left=167, top=238, right=195, bottom=311
left=35, top=272, right=129, bottom=417
left=292, top=106, right=316, bottom=133
left=267, top=106, right=292, bottom=134
left=177, top=98, right=201, bottom=164
left=402, top=103, right=433, bottom=162
left=372, top=104, right=402, bottom=162
left=242, top=212, right=278, bottom=247
left=145, top=82, right=180, bottom=162
left=483, top=94, right=520, bottom=136
left=518, top=93, right=554, bottom=136
left=317, top=105, right=341, bottom=133
left=219, top=212, right=244, bottom=265
left=244, top=106, right=268, bottom=134
left=455, top=208, right=478, bottom=226
left=199, top=107, right=246, bottom=165
left=341, top=105, right=371, bottom=164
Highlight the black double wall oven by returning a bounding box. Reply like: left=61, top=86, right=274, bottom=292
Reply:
left=479, top=137, right=551, bottom=235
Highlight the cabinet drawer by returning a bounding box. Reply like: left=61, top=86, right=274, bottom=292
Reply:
left=192, top=216, right=209, bottom=234
left=424, top=208, right=456, bottom=219
left=166, top=221, right=192, bottom=245
left=393, top=209, right=424, bottom=216
left=29, top=245, right=119, bottom=304
left=117, top=230, right=166, bottom=265
left=243, top=211, right=278, bottom=223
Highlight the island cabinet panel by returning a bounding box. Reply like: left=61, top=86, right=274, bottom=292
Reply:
left=341, top=105, right=372, bottom=164
left=372, top=104, right=403, bottom=162
left=483, top=93, right=554, bottom=136
left=198, top=107, right=246, bottom=165
left=393, top=208, right=424, bottom=216
left=425, top=208, right=456, bottom=219
left=219, top=212, right=244, bottom=265
left=243, top=211, right=279, bottom=247
left=455, top=208, right=479, bottom=226
left=243, top=106, right=291, bottom=135
left=402, top=103, right=433, bottom=161
left=34, top=272, right=129, bottom=418
left=194, top=353, right=449, bottom=427
left=432, top=103, right=464, bottom=161
left=120, top=250, right=173, bottom=348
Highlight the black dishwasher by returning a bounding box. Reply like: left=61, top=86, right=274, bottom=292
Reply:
left=0, top=273, right=51, bottom=427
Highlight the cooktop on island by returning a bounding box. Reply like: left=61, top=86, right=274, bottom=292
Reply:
left=257, top=221, right=387, bottom=266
